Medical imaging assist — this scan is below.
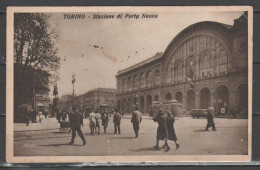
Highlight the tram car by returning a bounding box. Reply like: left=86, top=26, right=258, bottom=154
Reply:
left=148, top=99, right=183, bottom=117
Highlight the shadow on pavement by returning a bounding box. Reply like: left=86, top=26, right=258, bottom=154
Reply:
left=193, top=129, right=207, bottom=132
left=15, top=128, right=59, bottom=132
left=109, top=136, right=136, bottom=140
left=14, top=135, right=70, bottom=141
left=129, top=147, right=162, bottom=152
left=38, top=143, right=82, bottom=147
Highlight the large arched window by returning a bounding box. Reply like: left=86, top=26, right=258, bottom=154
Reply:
left=154, top=69, right=160, bottom=86
left=176, top=63, right=183, bottom=83
left=139, top=73, right=145, bottom=89
left=146, top=70, right=153, bottom=88
left=239, top=41, right=248, bottom=71
left=127, top=77, right=132, bottom=91
left=165, top=93, right=172, bottom=101
left=133, top=75, right=138, bottom=90
left=165, top=67, right=171, bottom=84
left=122, top=79, right=126, bottom=92
left=219, top=50, right=228, bottom=74
left=200, top=55, right=210, bottom=77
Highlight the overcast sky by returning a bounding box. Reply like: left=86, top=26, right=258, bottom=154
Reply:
left=49, top=11, right=243, bottom=97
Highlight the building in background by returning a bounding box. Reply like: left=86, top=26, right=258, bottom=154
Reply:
left=116, top=13, right=248, bottom=116
left=35, top=92, right=50, bottom=113
left=73, top=88, right=116, bottom=113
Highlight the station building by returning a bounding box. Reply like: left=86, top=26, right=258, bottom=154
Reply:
left=115, top=13, right=248, bottom=115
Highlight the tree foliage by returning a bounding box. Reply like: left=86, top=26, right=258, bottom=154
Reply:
left=14, top=13, right=60, bottom=110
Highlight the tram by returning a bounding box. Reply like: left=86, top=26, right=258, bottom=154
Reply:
left=148, top=99, right=183, bottom=117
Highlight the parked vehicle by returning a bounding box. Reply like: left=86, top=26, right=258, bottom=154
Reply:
left=189, top=109, right=207, bottom=118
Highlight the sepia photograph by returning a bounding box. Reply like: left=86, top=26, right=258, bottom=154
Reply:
left=6, top=6, right=252, bottom=163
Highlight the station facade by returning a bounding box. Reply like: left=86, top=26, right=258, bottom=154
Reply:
left=116, top=13, right=248, bottom=115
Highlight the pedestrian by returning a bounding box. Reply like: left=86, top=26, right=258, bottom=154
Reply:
left=153, top=109, right=170, bottom=152
left=205, top=107, right=216, bottom=131
left=43, top=109, right=48, bottom=119
left=24, top=107, right=30, bottom=126
left=57, top=111, right=61, bottom=123
left=89, top=110, right=96, bottom=135
left=102, top=110, right=109, bottom=133
left=113, top=109, right=121, bottom=134
left=165, top=111, right=180, bottom=150
left=95, top=110, right=101, bottom=134
left=62, top=111, right=67, bottom=121
left=131, top=106, right=142, bottom=138
left=68, top=106, right=86, bottom=145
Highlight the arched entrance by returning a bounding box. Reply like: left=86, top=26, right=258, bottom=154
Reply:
left=140, top=96, right=145, bottom=113
left=237, top=83, right=248, bottom=111
left=128, top=98, right=132, bottom=113
left=187, top=90, right=195, bottom=111
left=175, top=91, right=183, bottom=103
left=165, top=93, right=172, bottom=101
left=147, top=95, right=152, bottom=116
left=200, top=87, right=210, bottom=109
left=215, top=85, right=229, bottom=113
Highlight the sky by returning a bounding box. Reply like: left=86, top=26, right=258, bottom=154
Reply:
left=49, top=11, right=244, bottom=97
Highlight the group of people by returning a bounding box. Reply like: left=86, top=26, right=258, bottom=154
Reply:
left=59, top=105, right=216, bottom=153
left=24, top=108, right=48, bottom=126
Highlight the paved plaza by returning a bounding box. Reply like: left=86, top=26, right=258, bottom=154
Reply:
left=14, top=116, right=248, bottom=156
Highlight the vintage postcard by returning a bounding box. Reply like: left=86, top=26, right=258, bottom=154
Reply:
left=6, top=6, right=253, bottom=163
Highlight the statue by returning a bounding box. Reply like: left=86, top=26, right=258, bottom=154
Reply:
left=53, top=84, right=58, bottom=98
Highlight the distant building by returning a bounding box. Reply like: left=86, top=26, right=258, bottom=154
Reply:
left=74, top=88, right=116, bottom=113
left=116, top=13, right=248, bottom=115
left=35, top=92, right=50, bottom=113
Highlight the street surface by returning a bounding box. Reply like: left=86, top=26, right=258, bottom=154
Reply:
left=14, top=116, right=248, bottom=156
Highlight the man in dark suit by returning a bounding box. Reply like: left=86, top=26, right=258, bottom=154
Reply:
left=205, top=107, right=216, bottom=131
left=113, top=108, right=121, bottom=134
left=69, top=106, right=86, bottom=145
left=131, top=106, right=142, bottom=138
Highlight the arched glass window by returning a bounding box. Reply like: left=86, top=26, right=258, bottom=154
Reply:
left=146, top=71, right=153, bottom=88
left=133, top=75, right=138, bottom=90
left=122, top=79, right=126, bottom=92
left=127, top=77, right=132, bottom=91
left=200, top=55, right=210, bottom=77
left=176, top=63, right=183, bottom=82
left=166, top=67, right=171, bottom=84
left=155, top=69, right=160, bottom=86
left=165, top=93, right=172, bottom=101
left=219, top=50, right=228, bottom=74
left=139, top=73, right=145, bottom=88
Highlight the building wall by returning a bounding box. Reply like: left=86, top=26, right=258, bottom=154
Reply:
left=116, top=14, right=248, bottom=115
left=75, top=88, right=116, bottom=112
left=35, top=92, right=50, bottom=113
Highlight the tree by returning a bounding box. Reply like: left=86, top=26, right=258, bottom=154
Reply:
left=14, top=13, right=60, bottom=114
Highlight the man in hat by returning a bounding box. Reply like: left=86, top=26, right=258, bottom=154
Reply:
left=102, top=110, right=109, bottom=133
left=69, top=106, right=86, bottom=145
left=131, top=106, right=142, bottom=138
left=95, top=110, right=102, bottom=134
left=113, top=108, right=121, bottom=134
left=153, top=108, right=170, bottom=152
left=205, top=107, right=216, bottom=131
left=89, top=110, right=96, bottom=135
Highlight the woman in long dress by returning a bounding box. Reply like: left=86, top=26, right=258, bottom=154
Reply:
left=164, top=111, right=180, bottom=150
